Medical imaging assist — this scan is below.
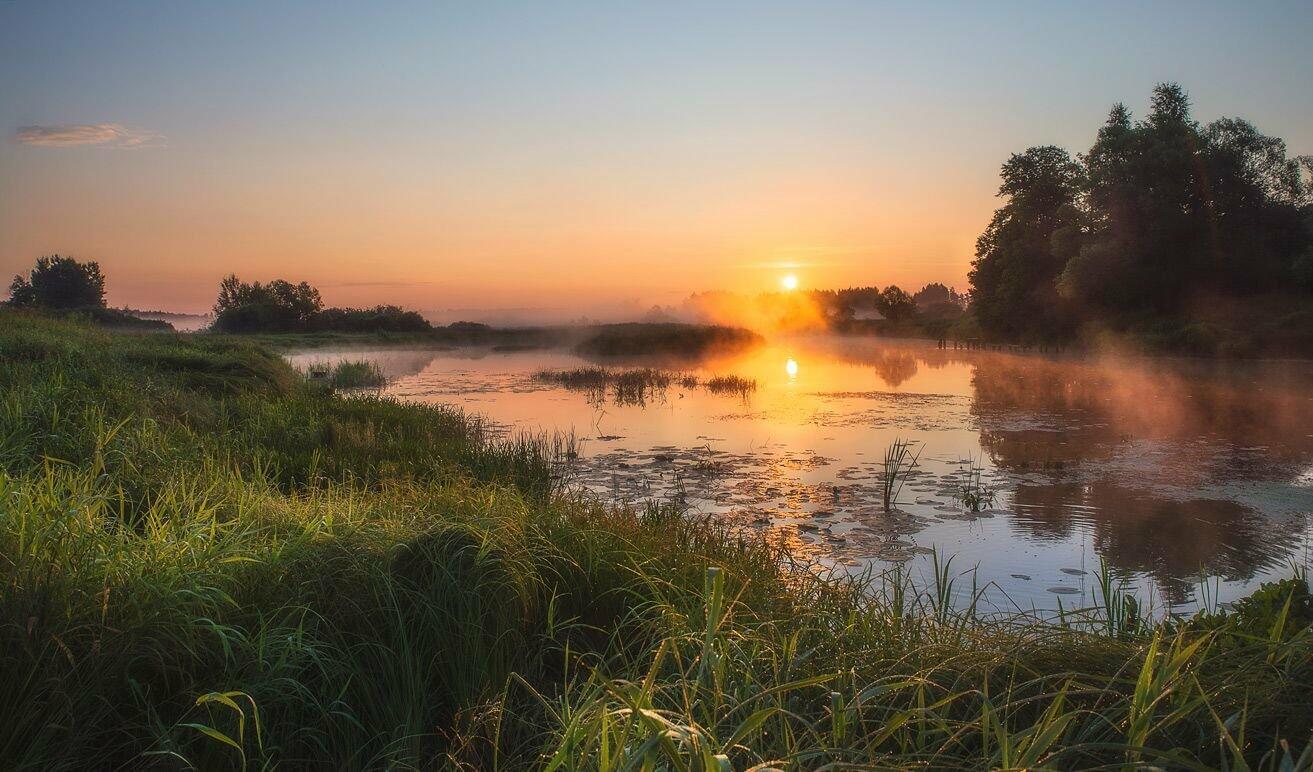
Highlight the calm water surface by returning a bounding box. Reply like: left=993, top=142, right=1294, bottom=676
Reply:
left=287, top=337, right=1313, bottom=614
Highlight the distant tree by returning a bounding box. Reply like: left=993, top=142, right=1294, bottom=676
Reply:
left=7, top=255, right=107, bottom=309
left=641, top=304, right=676, bottom=323
left=876, top=285, right=917, bottom=323
left=911, top=282, right=961, bottom=309
left=969, top=146, right=1084, bottom=339
left=832, top=286, right=881, bottom=323
left=313, top=305, right=431, bottom=332
left=912, top=283, right=966, bottom=335
left=212, top=275, right=323, bottom=332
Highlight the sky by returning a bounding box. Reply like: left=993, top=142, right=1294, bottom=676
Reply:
left=2, top=1, right=1312, bottom=315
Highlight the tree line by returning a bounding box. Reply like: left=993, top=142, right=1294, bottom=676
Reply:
left=673, top=282, right=968, bottom=335
left=4, top=255, right=971, bottom=339
left=211, top=274, right=432, bottom=333
left=969, top=83, right=1313, bottom=348
left=3, top=259, right=433, bottom=334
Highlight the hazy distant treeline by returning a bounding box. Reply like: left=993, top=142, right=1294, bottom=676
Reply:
left=969, top=83, right=1313, bottom=352
left=656, top=282, right=969, bottom=337
left=211, top=274, right=433, bottom=333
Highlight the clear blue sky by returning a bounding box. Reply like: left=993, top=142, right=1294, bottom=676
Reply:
left=3, top=0, right=1311, bottom=311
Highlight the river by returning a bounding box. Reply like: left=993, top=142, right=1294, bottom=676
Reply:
left=286, top=336, right=1313, bottom=614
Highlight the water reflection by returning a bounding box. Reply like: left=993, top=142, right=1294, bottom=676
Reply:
left=1012, top=481, right=1297, bottom=604
left=872, top=350, right=918, bottom=388
left=284, top=337, right=1313, bottom=610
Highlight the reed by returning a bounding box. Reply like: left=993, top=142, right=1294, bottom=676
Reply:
left=300, top=358, right=389, bottom=389
left=534, top=367, right=756, bottom=405
left=703, top=374, right=757, bottom=398
left=878, top=438, right=921, bottom=512
left=957, top=457, right=997, bottom=512
left=329, top=359, right=388, bottom=389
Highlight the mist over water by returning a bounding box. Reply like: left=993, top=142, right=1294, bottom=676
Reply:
left=287, top=336, right=1313, bottom=613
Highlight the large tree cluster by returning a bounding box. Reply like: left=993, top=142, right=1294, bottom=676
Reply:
left=970, top=84, right=1313, bottom=342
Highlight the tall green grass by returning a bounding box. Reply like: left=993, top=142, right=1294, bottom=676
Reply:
left=298, top=358, right=389, bottom=388
left=1, top=311, right=1310, bottom=769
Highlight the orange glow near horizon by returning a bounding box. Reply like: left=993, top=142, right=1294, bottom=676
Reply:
left=4, top=3, right=1310, bottom=317
left=780, top=274, right=800, bottom=291
left=0, top=115, right=986, bottom=317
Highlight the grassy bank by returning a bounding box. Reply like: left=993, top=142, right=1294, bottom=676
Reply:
left=2, top=311, right=1311, bottom=769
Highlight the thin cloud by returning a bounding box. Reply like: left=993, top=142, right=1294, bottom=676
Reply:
left=14, top=123, right=164, bottom=148
left=330, top=280, right=436, bottom=288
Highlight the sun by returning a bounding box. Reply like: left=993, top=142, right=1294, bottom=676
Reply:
left=780, top=274, right=799, bottom=291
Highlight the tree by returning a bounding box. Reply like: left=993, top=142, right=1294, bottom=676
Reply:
left=212, top=275, right=323, bottom=332
left=1065, top=84, right=1311, bottom=309
left=876, top=285, right=917, bottom=323
left=973, top=83, right=1312, bottom=345
left=1198, top=117, right=1307, bottom=291
left=1076, top=83, right=1220, bottom=309
left=912, top=282, right=962, bottom=309
left=7, top=255, right=107, bottom=309
left=969, top=146, right=1083, bottom=339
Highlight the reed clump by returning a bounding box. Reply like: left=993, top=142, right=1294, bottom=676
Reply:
left=535, top=367, right=757, bottom=405
left=302, top=358, right=389, bottom=389
left=878, top=438, right=921, bottom=512
left=329, top=359, right=387, bottom=388
left=1, top=310, right=1310, bottom=769
left=703, top=374, right=757, bottom=398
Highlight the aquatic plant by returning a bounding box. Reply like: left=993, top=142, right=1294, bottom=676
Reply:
left=956, top=457, right=997, bottom=512
left=1090, top=558, right=1144, bottom=639
left=878, top=438, right=921, bottom=512
left=328, top=359, right=388, bottom=389
left=534, top=365, right=611, bottom=389
left=703, top=374, right=757, bottom=398
left=535, top=367, right=755, bottom=405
